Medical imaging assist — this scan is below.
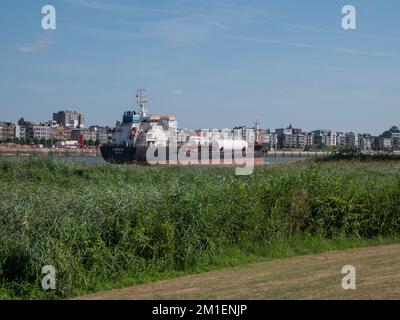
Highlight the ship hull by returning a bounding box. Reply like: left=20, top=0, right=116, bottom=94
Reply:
left=100, top=146, right=142, bottom=164
left=100, top=145, right=265, bottom=166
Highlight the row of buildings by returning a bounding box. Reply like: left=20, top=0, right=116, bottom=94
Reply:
left=0, top=111, right=112, bottom=146
left=272, top=125, right=400, bottom=151
left=176, top=124, right=400, bottom=152
left=1, top=110, right=400, bottom=151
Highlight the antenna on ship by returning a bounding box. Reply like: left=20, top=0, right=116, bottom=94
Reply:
left=136, top=89, right=148, bottom=117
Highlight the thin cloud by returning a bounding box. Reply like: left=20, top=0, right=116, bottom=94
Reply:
left=252, top=19, right=347, bottom=35
left=171, top=89, right=183, bottom=95
left=72, top=26, right=142, bottom=41
left=249, top=17, right=400, bottom=42
left=18, top=41, right=52, bottom=53
left=228, top=35, right=400, bottom=58
left=61, top=0, right=185, bottom=17
left=140, top=16, right=225, bottom=44
left=226, top=36, right=320, bottom=49
left=333, top=47, right=400, bottom=58
left=61, top=0, right=271, bottom=44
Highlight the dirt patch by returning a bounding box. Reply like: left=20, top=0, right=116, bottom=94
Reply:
left=77, top=244, right=400, bottom=300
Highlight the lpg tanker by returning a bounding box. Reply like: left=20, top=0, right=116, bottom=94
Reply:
left=100, top=89, right=264, bottom=166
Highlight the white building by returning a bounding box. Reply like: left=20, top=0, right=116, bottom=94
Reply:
left=336, top=132, right=347, bottom=146
left=312, top=130, right=337, bottom=147
left=28, top=124, right=52, bottom=141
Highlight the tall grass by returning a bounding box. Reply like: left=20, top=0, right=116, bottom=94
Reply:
left=0, top=159, right=400, bottom=299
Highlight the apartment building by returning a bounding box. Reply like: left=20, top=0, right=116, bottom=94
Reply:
left=89, top=126, right=112, bottom=144
left=53, top=110, right=85, bottom=129
left=28, top=124, right=52, bottom=141
left=345, top=132, right=359, bottom=148
left=382, top=126, right=400, bottom=150
left=71, top=128, right=97, bottom=142
left=373, top=136, right=392, bottom=150
left=0, top=122, right=15, bottom=142
left=304, top=132, right=314, bottom=148
left=359, top=134, right=372, bottom=151
left=265, top=132, right=278, bottom=150
left=276, top=125, right=305, bottom=149
left=336, top=132, right=347, bottom=146
left=312, top=130, right=337, bottom=147
left=51, top=125, right=72, bottom=141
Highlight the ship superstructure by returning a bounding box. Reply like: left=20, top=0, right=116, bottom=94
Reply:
left=112, top=89, right=177, bottom=148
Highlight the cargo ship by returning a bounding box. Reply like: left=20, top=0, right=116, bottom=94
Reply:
left=100, top=89, right=265, bottom=166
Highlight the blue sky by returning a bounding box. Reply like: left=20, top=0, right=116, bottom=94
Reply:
left=0, top=0, right=399, bottom=134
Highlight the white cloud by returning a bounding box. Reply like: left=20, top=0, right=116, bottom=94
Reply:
left=171, top=89, right=183, bottom=95
left=18, top=41, right=52, bottom=53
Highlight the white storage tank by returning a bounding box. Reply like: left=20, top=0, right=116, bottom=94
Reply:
left=210, top=139, right=248, bottom=151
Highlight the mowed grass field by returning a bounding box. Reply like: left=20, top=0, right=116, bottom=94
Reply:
left=81, top=244, right=400, bottom=300
left=1, top=159, right=400, bottom=299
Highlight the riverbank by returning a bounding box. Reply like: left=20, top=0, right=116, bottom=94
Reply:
left=0, top=147, right=99, bottom=158
left=266, top=150, right=329, bottom=158
left=0, top=148, right=324, bottom=160
left=0, top=159, right=399, bottom=299
left=0, top=153, right=311, bottom=165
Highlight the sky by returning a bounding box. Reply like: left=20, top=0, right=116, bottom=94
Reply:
left=0, top=0, right=399, bottom=135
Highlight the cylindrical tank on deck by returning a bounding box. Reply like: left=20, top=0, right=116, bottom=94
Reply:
left=210, top=139, right=248, bottom=150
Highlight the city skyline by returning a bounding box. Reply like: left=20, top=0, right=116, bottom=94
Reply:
left=2, top=108, right=400, bottom=153
left=1, top=0, right=400, bottom=135
left=2, top=107, right=400, bottom=135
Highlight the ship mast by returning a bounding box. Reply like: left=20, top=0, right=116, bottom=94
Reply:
left=254, top=119, right=260, bottom=144
left=136, top=89, right=148, bottom=117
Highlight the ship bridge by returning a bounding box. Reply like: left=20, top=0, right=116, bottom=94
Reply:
left=123, top=111, right=141, bottom=124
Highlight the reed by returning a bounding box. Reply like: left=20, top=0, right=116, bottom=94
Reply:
left=0, top=159, right=399, bottom=299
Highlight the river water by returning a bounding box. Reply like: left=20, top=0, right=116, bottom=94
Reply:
left=0, top=156, right=107, bottom=164
left=0, top=156, right=306, bottom=165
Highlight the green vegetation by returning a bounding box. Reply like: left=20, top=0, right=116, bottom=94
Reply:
left=1, top=138, right=55, bottom=147
left=0, top=159, right=400, bottom=299
left=319, top=150, right=400, bottom=162
left=304, top=145, right=351, bottom=152
left=2, top=139, right=100, bottom=148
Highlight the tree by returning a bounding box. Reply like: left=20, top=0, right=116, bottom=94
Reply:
left=88, top=139, right=95, bottom=146
left=43, top=139, right=52, bottom=148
